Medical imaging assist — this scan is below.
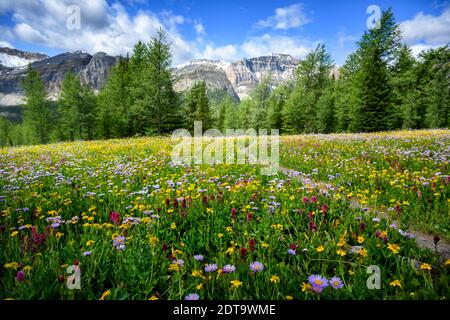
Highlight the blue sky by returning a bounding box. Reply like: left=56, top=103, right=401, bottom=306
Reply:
left=0, top=0, right=449, bottom=65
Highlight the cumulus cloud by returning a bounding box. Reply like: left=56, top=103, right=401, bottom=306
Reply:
left=0, top=0, right=315, bottom=64
left=241, top=34, right=312, bottom=59
left=202, top=44, right=239, bottom=61
left=254, top=4, right=310, bottom=30
left=400, top=8, right=450, bottom=44
left=0, top=0, right=199, bottom=64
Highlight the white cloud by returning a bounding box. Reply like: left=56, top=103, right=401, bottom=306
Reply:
left=241, top=34, right=312, bottom=59
left=254, top=4, right=310, bottom=30
left=202, top=44, right=239, bottom=61
left=194, top=21, right=206, bottom=35
left=409, top=43, right=443, bottom=57
left=0, top=0, right=315, bottom=65
left=400, top=8, right=450, bottom=44
left=0, top=40, right=14, bottom=48
left=0, top=0, right=199, bottom=64
left=336, top=30, right=357, bottom=48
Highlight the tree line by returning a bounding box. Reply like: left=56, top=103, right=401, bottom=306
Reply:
left=0, top=9, right=448, bottom=147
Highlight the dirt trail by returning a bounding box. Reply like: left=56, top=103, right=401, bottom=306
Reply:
left=280, top=167, right=450, bottom=261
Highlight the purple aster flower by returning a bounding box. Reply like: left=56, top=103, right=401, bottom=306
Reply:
left=308, top=274, right=329, bottom=289
left=222, top=264, right=236, bottom=273
left=204, top=264, right=218, bottom=273
left=311, top=285, right=324, bottom=294
left=288, top=249, right=296, bottom=255
left=83, top=251, right=93, bottom=256
left=194, top=254, right=204, bottom=261
left=184, top=293, right=200, bottom=300
left=113, top=236, right=126, bottom=250
left=173, top=259, right=184, bottom=267
left=329, top=277, right=344, bottom=289
left=249, top=261, right=264, bottom=273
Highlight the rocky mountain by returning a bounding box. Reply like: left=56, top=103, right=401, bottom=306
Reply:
left=0, top=49, right=117, bottom=106
left=173, top=60, right=240, bottom=102
left=174, top=54, right=300, bottom=100
left=0, top=47, right=48, bottom=68
left=0, top=47, right=300, bottom=109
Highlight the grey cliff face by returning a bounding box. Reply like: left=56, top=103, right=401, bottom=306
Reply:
left=173, top=60, right=240, bottom=102
left=175, top=54, right=300, bottom=101
left=0, top=47, right=301, bottom=108
left=0, top=50, right=116, bottom=105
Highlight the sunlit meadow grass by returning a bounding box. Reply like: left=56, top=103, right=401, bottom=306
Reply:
left=0, top=131, right=449, bottom=300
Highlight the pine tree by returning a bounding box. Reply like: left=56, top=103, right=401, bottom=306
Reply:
left=352, top=8, right=402, bottom=132
left=282, top=44, right=334, bottom=133
left=316, top=79, right=336, bottom=133
left=183, top=81, right=212, bottom=132
left=0, top=116, right=13, bottom=147
left=266, top=84, right=289, bottom=132
left=416, top=46, right=450, bottom=128
left=22, top=65, right=52, bottom=144
left=391, top=45, right=418, bottom=129
left=58, top=72, right=97, bottom=140
left=140, top=29, right=182, bottom=135
left=97, top=55, right=131, bottom=138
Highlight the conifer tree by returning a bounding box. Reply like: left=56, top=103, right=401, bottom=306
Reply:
left=22, top=65, right=52, bottom=144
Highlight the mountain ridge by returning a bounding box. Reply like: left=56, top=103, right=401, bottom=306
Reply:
left=0, top=47, right=301, bottom=107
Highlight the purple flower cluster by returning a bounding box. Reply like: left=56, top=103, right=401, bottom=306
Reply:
left=113, top=236, right=126, bottom=251
left=308, top=275, right=344, bottom=293
left=249, top=261, right=264, bottom=273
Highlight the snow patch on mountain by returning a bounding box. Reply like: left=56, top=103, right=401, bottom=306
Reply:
left=0, top=53, right=40, bottom=68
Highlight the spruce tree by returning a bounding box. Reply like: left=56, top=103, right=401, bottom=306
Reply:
left=22, top=65, right=52, bottom=144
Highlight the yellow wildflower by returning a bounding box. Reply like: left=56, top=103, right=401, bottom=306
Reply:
left=301, top=282, right=311, bottom=292
left=4, top=262, right=19, bottom=270
left=316, top=245, right=324, bottom=253
left=230, top=280, right=243, bottom=288
left=86, top=240, right=95, bottom=246
left=99, top=289, right=111, bottom=300
left=390, top=280, right=402, bottom=288
left=170, top=222, right=176, bottom=230
left=420, top=263, right=432, bottom=271
left=336, top=249, right=346, bottom=257
left=226, top=247, right=235, bottom=255
left=387, top=243, right=400, bottom=254
left=270, top=275, right=280, bottom=283
left=357, top=236, right=365, bottom=244
left=148, top=295, right=159, bottom=300
left=358, top=247, right=368, bottom=257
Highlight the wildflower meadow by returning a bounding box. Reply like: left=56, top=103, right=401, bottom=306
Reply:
left=1, top=130, right=449, bottom=300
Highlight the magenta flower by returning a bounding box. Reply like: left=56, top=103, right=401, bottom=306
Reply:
left=16, top=270, right=25, bottom=281
left=109, top=211, right=121, bottom=225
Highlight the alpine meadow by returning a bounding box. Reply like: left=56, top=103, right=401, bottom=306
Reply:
left=0, top=1, right=449, bottom=303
